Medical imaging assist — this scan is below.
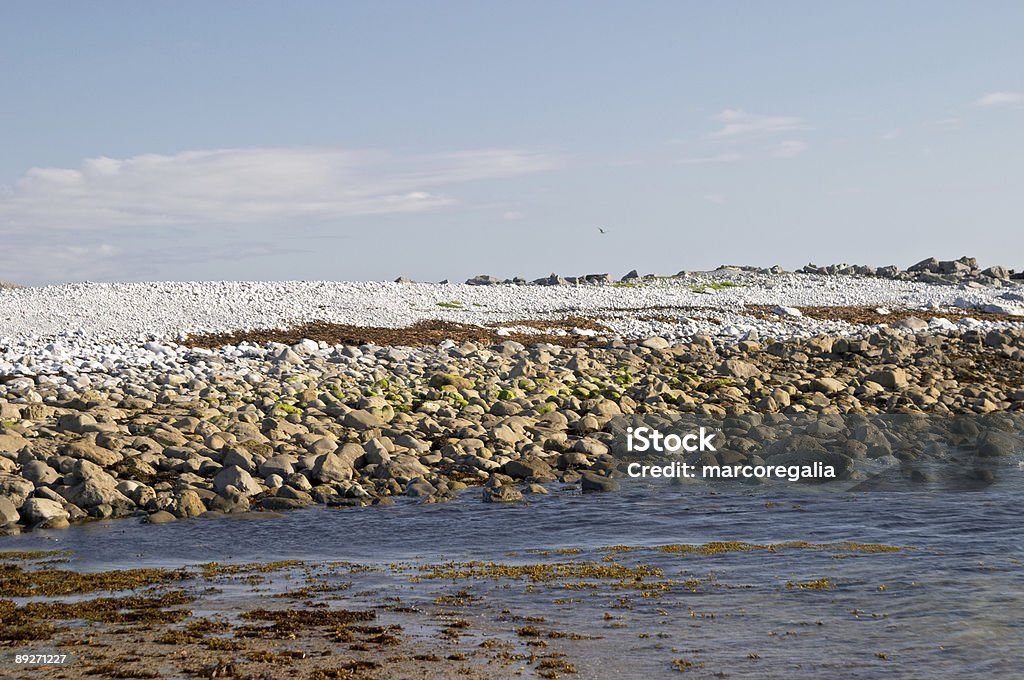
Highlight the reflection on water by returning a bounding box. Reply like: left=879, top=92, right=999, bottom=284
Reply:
left=4, top=484, right=1024, bottom=678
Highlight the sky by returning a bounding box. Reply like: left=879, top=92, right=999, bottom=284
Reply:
left=1, top=1, right=1022, bottom=285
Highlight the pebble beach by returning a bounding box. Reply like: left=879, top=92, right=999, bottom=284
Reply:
left=2, top=259, right=1024, bottom=678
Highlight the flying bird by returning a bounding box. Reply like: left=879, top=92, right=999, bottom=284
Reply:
left=598, top=227, right=608, bottom=234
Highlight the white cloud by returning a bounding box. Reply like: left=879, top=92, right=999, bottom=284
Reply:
left=673, top=153, right=743, bottom=165
left=973, top=91, right=1024, bottom=108
left=502, top=210, right=524, bottom=221
left=703, top=193, right=727, bottom=205
left=0, top=147, right=559, bottom=232
left=708, top=109, right=806, bottom=138
left=772, top=140, right=807, bottom=158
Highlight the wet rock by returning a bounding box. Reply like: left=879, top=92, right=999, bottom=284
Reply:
left=277, top=485, right=314, bottom=502
left=146, top=509, right=177, bottom=524
left=208, top=492, right=250, bottom=513
left=977, top=430, right=1017, bottom=457
left=256, top=496, right=314, bottom=510
left=482, top=485, right=523, bottom=503
left=405, top=478, right=436, bottom=497
left=173, top=490, right=207, bottom=518
left=580, top=471, right=620, bottom=492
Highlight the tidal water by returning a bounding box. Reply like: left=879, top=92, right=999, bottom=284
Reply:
left=5, top=478, right=1024, bottom=678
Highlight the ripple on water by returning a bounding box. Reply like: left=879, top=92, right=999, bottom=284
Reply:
left=3, top=487, right=1023, bottom=677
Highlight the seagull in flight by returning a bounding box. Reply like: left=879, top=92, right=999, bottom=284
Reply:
left=598, top=227, right=608, bottom=234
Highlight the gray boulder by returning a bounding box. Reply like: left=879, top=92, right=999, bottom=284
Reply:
left=173, top=490, right=207, bottom=518
left=0, top=473, right=35, bottom=506
left=465, top=274, right=500, bottom=285
left=977, top=430, right=1017, bottom=457
left=0, top=496, right=20, bottom=527
left=222, top=447, right=257, bottom=472
left=146, top=510, right=176, bottom=524
left=640, top=336, right=670, bottom=350
left=311, top=452, right=355, bottom=483
left=256, top=496, right=314, bottom=511
left=21, top=460, right=59, bottom=486
left=893, top=317, right=928, bottom=331
left=868, top=368, right=908, bottom=389
left=380, top=456, right=431, bottom=481
left=20, top=498, right=69, bottom=526
left=61, top=437, right=121, bottom=466
left=503, top=458, right=553, bottom=479
left=65, top=461, right=133, bottom=510
left=343, top=410, right=384, bottom=430
left=908, top=257, right=940, bottom=273
left=213, top=465, right=262, bottom=496
left=717, top=359, right=762, bottom=380
left=57, top=413, right=100, bottom=434
left=405, top=478, right=436, bottom=498
left=983, top=265, right=1010, bottom=279
left=260, top=454, right=297, bottom=477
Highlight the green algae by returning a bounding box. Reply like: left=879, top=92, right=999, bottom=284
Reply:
left=786, top=577, right=836, bottom=590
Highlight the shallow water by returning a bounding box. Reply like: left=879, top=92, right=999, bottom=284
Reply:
left=5, top=481, right=1024, bottom=678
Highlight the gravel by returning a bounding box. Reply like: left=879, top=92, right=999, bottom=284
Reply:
left=2, top=271, right=1023, bottom=380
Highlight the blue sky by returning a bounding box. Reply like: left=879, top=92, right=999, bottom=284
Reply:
left=1, top=1, right=1022, bottom=284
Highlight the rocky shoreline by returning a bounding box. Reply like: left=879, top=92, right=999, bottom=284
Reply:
left=447, top=256, right=1022, bottom=288
left=3, top=318, right=1023, bottom=534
